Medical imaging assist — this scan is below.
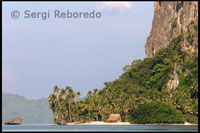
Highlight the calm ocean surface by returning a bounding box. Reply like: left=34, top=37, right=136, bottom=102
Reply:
left=2, top=124, right=198, bottom=132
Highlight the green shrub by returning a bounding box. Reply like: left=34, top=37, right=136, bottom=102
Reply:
left=184, top=114, right=198, bottom=124
left=187, top=33, right=194, bottom=45
left=187, top=20, right=196, bottom=31
left=193, top=24, right=198, bottom=31
left=129, top=102, right=184, bottom=124
left=172, top=20, right=177, bottom=28
left=171, top=34, right=184, bottom=44
left=190, top=21, right=194, bottom=25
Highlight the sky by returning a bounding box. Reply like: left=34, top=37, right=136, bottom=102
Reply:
left=2, top=2, right=154, bottom=99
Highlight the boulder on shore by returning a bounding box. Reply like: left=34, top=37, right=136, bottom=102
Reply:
left=4, top=116, right=22, bottom=125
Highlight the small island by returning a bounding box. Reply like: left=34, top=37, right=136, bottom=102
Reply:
left=2, top=1, right=198, bottom=129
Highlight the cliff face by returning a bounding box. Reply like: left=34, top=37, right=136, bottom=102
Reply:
left=145, top=1, right=198, bottom=58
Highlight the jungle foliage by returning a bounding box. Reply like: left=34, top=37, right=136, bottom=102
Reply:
left=48, top=33, right=198, bottom=124
left=128, top=102, right=184, bottom=123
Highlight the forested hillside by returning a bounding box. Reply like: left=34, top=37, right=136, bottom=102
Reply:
left=48, top=33, right=198, bottom=124
left=48, top=2, right=198, bottom=124
left=2, top=93, right=54, bottom=124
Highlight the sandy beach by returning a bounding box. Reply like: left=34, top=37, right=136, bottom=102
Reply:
left=65, top=121, right=198, bottom=126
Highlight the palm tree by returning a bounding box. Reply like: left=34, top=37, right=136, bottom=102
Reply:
left=65, top=86, right=75, bottom=122
left=59, top=88, right=66, bottom=99
left=76, top=92, right=81, bottom=101
left=58, top=88, right=67, bottom=121
left=106, top=88, right=114, bottom=114
left=52, top=86, right=60, bottom=112
left=48, top=94, right=57, bottom=119
left=87, top=91, right=92, bottom=97
left=93, top=89, right=99, bottom=121
left=53, top=85, right=60, bottom=96
left=85, top=91, right=93, bottom=120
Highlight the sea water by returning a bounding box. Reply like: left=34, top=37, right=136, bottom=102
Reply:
left=2, top=124, right=198, bottom=132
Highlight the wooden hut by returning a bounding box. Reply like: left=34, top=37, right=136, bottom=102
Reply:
left=106, top=114, right=121, bottom=122
left=4, top=116, right=22, bottom=125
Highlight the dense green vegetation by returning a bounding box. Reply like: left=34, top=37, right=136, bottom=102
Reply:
left=128, top=102, right=184, bottom=123
left=49, top=23, right=198, bottom=124
left=184, top=114, right=198, bottom=124
left=172, top=19, right=177, bottom=28
left=48, top=86, right=82, bottom=124
left=3, top=93, right=54, bottom=124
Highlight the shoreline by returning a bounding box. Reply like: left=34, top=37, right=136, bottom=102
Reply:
left=2, top=122, right=197, bottom=126
left=64, top=121, right=198, bottom=126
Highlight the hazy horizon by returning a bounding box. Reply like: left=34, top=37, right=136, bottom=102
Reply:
left=2, top=92, right=86, bottom=100
left=3, top=2, right=154, bottom=99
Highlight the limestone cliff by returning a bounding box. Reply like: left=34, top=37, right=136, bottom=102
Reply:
left=145, top=1, right=198, bottom=90
left=145, top=1, right=198, bottom=58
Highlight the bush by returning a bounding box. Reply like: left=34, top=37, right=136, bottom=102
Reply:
left=193, top=24, right=198, bottom=31
left=190, top=21, right=194, bottom=25
left=184, top=114, right=198, bottom=124
left=172, top=20, right=177, bottom=28
left=128, top=102, right=184, bottom=124
left=171, top=34, right=184, bottom=44
left=187, top=33, right=194, bottom=45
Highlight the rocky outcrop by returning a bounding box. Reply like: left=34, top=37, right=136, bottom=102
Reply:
left=145, top=1, right=198, bottom=91
left=4, top=116, right=22, bottom=125
left=166, top=63, right=180, bottom=89
left=145, top=1, right=198, bottom=58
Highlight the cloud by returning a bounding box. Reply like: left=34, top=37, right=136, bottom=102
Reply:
left=2, top=65, right=18, bottom=93
left=97, top=2, right=132, bottom=12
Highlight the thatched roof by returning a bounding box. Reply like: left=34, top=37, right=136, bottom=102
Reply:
left=4, top=116, right=22, bottom=125
left=106, top=114, right=121, bottom=122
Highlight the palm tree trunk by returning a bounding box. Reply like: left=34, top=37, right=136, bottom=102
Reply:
left=112, top=104, right=114, bottom=114
left=96, top=110, right=98, bottom=121
left=68, top=103, right=71, bottom=122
